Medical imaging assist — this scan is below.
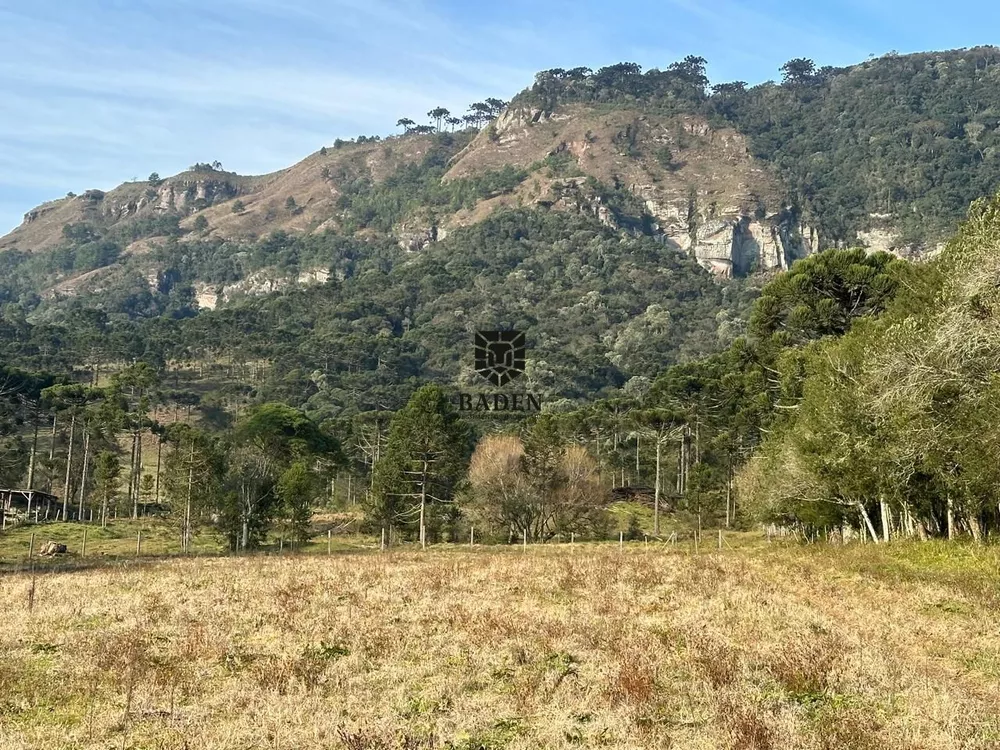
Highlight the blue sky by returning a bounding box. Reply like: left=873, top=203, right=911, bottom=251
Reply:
left=1, top=0, right=998, bottom=234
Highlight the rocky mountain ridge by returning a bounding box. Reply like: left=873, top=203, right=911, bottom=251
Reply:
left=1, top=92, right=946, bottom=299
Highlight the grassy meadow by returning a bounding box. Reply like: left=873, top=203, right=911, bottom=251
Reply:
left=1, top=529, right=999, bottom=749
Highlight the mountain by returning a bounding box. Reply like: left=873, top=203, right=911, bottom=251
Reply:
left=445, top=105, right=815, bottom=275
left=1, top=47, right=1000, bottom=418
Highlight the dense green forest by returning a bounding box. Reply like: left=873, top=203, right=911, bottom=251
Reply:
left=3, top=47, right=1000, bottom=548
left=737, top=192, right=1000, bottom=542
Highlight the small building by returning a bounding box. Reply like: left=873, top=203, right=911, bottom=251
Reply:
left=1, top=489, right=61, bottom=525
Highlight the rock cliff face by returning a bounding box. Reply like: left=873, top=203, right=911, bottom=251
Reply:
left=192, top=266, right=332, bottom=310
left=673, top=215, right=819, bottom=277
left=446, top=104, right=820, bottom=277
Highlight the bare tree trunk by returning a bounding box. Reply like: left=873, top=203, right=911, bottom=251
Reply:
left=654, top=439, right=661, bottom=536
left=635, top=435, right=640, bottom=483
left=46, top=413, right=57, bottom=492
left=77, top=429, right=90, bottom=520
left=241, top=484, right=250, bottom=550
left=857, top=502, right=880, bottom=543
left=62, top=414, right=76, bottom=520
left=968, top=514, right=983, bottom=544
left=612, top=429, right=618, bottom=490
left=131, top=431, right=142, bottom=519
left=879, top=496, right=891, bottom=543
left=420, top=458, right=428, bottom=549
left=128, top=433, right=137, bottom=516
left=676, top=442, right=682, bottom=494
left=184, top=444, right=194, bottom=552
left=725, top=456, right=733, bottom=528
left=154, top=437, right=162, bottom=507
left=27, top=409, right=39, bottom=489
left=947, top=493, right=955, bottom=540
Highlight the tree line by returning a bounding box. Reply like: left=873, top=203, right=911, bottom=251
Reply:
left=3, top=208, right=999, bottom=546
left=395, top=99, right=508, bottom=135
left=0, top=363, right=340, bottom=550
left=520, top=48, right=1000, bottom=248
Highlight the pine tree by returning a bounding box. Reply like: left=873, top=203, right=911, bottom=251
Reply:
left=368, top=385, right=470, bottom=547
left=277, top=460, right=316, bottom=546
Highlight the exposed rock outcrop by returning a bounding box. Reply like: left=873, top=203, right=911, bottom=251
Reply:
left=192, top=266, right=333, bottom=310
left=445, top=104, right=820, bottom=277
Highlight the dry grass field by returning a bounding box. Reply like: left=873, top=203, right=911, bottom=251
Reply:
left=1, top=537, right=999, bottom=749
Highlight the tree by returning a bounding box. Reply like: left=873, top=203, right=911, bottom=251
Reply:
left=162, top=424, right=224, bottom=551
left=41, top=382, right=95, bottom=520
left=285, top=196, right=298, bottom=212
left=232, top=200, right=246, bottom=214
left=93, top=450, right=121, bottom=528
left=467, top=102, right=493, bottom=128
left=631, top=408, right=685, bottom=535
left=781, top=58, right=817, bottom=85
left=484, top=98, right=508, bottom=116
left=445, top=116, right=462, bottom=131
left=222, top=403, right=338, bottom=550
left=396, top=118, right=415, bottom=133
left=111, top=362, right=159, bottom=519
left=369, top=385, right=470, bottom=547
left=193, top=215, right=209, bottom=232
left=469, top=420, right=606, bottom=541
left=148, top=172, right=163, bottom=187
left=428, top=107, right=450, bottom=131
left=140, top=473, right=155, bottom=511
left=749, top=248, right=901, bottom=345
left=467, top=433, right=532, bottom=540
left=277, top=460, right=317, bottom=545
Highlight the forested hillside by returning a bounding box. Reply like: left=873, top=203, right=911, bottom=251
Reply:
left=524, top=47, right=1000, bottom=247
left=2, top=46, right=1000, bottom=549
left=738, top=191, right=1000, bottom=541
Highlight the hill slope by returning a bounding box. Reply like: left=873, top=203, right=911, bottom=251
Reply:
left=2, top=47, right=1000, bottom=419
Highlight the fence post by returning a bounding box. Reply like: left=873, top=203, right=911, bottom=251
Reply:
left=327, top=529, right=332, bottom=555
left=619, top=531, right=624, bottom=550
left=136, top=530, right=142, bottom=558
left=522, top=528, right=527, bottom=551
left=718, top=529, right=722, bottom=550
left=82, top=528, right=88, bottom=557
left=470, top=526, right=474, bottom=547
left=380, top=527, right=386, bottom=552
left=570, top=532, right=575, bottom=546
left=27, top=532, right=37, bottom=612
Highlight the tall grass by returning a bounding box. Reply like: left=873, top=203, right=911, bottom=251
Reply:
left=0, top=539, right=998, bottom=748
